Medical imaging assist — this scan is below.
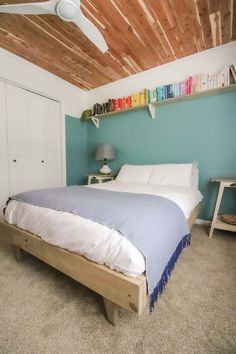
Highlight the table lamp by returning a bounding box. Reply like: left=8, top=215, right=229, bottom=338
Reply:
left=95, top=144, right=115, bottom=174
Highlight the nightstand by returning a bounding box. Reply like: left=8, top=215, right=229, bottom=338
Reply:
left=209, top=178, right=236, bottom=238
left=87, top=174, right=115, bottom=185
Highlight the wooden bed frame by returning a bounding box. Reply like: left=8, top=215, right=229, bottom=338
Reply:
left=0, top=204, right=200, bottom=325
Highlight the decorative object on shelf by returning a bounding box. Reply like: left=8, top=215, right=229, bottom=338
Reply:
left=221, top=214, right=236, bottom=225
left=95, top=144, right=115, bottom=174
left=81, top=109, right=92, bottom=120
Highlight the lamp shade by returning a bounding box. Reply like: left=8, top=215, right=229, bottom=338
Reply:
left=95, top=144, right=115, bottom=161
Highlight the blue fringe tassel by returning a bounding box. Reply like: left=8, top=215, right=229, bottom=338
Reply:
left=149, top=233, right=191, bottom=312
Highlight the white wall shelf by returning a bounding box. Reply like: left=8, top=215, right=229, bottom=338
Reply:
left=88, top=84, right=236, bottom=128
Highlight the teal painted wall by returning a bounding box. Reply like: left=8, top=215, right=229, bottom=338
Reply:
left=87, top=91, right=236, bottom=220
left=65, top=115, right=88, bottom=185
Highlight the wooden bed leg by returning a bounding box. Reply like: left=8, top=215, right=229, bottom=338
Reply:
left=14, top=246, right=25, bottom=262
left=103, top=298, right=119, bottom=325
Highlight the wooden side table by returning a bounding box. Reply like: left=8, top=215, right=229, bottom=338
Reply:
left=87, top=174, right=115, bottom=185
left=209, top=178, right=236, bottom=238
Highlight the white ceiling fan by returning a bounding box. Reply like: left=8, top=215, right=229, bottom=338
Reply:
left=0, top=0, right=108, bottom=53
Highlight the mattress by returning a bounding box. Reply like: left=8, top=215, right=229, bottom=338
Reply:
left=5, top=181, right=203, bottom=277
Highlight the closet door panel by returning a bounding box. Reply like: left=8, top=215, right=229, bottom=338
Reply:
left=0, top=81, right=10, bottom=215
left=6, top=83, right=62, bottom=195
left=43, top=98, right=62, bottom=188
left=27, top=91, right=46, bottom=157
left=6, top=84, right=33, bottom=194
left=8, top=158, right=45, bottom=195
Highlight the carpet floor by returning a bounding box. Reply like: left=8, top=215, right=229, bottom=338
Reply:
left=0, top=225, right=235, bottom=354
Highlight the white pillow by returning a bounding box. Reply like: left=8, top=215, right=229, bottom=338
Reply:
left=116, top=164, right=153, bottom=184
left=148, top=163, right=194, bottom=188
left=190, top=161, right=199, bottom=189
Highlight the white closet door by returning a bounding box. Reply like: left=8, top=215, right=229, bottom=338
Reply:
left=26, top=90, right=62, bottom=189
left=42, top=97, right=62, bottom=188
left=6, top=83, right=62, bottom=195
left=0, top=81, right=9, bottom=216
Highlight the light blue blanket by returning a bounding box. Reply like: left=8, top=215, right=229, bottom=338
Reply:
left=10, top=186, right=190, bottom=310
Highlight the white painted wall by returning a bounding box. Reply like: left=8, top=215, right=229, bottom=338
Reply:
left=0, top=48, right=87, bottom=118
left=0, top=48, right=88, bottom=185
left=87, top=41, right=236, bottom=106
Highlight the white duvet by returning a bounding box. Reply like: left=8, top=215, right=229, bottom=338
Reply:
left=5, top=181, right=203, bottom=277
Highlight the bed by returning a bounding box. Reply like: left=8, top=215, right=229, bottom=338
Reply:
left=0, top=163, right=203, bottom=325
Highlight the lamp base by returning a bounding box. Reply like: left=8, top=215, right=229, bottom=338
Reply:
left=100, top=163, right=111, bottom=174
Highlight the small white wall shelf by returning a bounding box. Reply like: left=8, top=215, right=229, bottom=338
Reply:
left=88, top=84, right=236, bottom=128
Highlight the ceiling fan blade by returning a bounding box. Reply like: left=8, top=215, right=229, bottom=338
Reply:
left=0, top=0, right=57, bottom=15
left=73, top=10, right=108, bottom=53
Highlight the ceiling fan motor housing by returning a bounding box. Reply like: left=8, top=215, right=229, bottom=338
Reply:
left=56, top=0, right=78, bottom=22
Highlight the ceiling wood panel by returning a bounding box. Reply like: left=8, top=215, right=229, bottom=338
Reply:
left=0, top=0, right=235, bottom=90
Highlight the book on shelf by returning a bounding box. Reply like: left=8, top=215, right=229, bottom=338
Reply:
left=139, top=92, right=145, bottom=105
left=125, top=96, right=132, bottom=108
left=93, top=103, right=104, bottom=115
left=157, top=86, right=166, bottom=100
left=152, top=88, right=157, bottom=102
left=229, top=65, right=236, bottom=84
left=149, top=89, right=154, bottom=102
left=173, top=82, right=179, bottom=97
left=114, top=98, right=120, bottom=111
left=224, top=66, right=230, bottom=87
left=131, top=94, right=135, bottom=107
left=189, top=76, right=193, bottom=94
left=118, top=98, right=125, bottom=110
left=144, top=88, right=149, bottom=103
left=202, top=74, right=208, bottom=91
left=108, top=99, right=113, bottom=112
left=191, top=76, right=195, bottom=93
left=178, top=81, right=185, bottom=96
left=184, top=78, right=188, bottom=94
left=131, top=92, right=138, bottom=106
left=166, top=84, right=174, bottom=99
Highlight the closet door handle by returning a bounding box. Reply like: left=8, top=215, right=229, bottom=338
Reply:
left=13, top=159, right=16, bottom=162
left=41, top=160, right=45, bottom=163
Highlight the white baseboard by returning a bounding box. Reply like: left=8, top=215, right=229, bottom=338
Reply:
left=195, top=218, right=211, bottom=225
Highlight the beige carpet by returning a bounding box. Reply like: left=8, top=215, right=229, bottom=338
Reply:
left=0, top=225, right=235, bottom=354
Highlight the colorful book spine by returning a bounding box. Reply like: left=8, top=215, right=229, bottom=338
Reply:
left=230, top=64, right=236, bottom=83
left=148, top=89, right=154, bottom=103
left=152, top=89, right=157, bottom=102
left=161, top=86, right=166, bottom=100
left=174, top=82, right=179, bottom=97
left=189, top=76, right=193, bottom=94
left=139, top=92, right=145, bottom=105
left=112, top=98, right=119, bottom=111
left=117, top=98, right=125, bottom=110
left=166, top=84, right=174, bottom=99
left=125, top=96, right=132, bottom=108
left=206, top=74, right=212, bottom=90
left=224, top=66, right=230, bottom=87
left=179, top=82, right=185, bottom=96
left=135, top=92, right=140, bottom=106
left=131, top=94, right=136, bottom=107
left=144, top=89, right=149, bottom=103
left=184, top=79, right=189, bottom=95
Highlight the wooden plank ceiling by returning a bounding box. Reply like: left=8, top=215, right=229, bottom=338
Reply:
left=0, top=0, right=235, bottom=90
